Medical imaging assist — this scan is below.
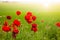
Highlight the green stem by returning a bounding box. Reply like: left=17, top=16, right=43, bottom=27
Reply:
left=5, top=32, right=9, bottom=40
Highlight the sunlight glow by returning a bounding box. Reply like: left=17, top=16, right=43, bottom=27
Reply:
left=0, top=0, right=60, bottom=9
left=0, top=0, right=60, bottom=3
left=44, top=3, right=49, bottom=8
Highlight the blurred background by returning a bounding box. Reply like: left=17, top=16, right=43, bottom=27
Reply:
left=0, top=0, right=60, bottom=40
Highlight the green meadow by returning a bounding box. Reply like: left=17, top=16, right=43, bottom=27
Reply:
left=0, top=2, right=60, bottom=40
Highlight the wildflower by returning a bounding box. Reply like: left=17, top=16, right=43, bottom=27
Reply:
left=13, top=28, right=19, bottom=34
left=13, top=19, right=21, bottom=27
left=56, top=22, right=60, bottom=27
left=27, top=12, right=32, bottom=16
left=32, top=23, right=37, bottom=28
left=6, top=16, right=11, bottom=20
left=16, top=11, right=21, bottom=16
left=2, top=25, right=11, bottom=32
left=31, top=27, right=37, bottom=32
left=32, top=16, right=36, bottom=21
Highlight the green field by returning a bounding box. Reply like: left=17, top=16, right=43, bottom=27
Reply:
left=0, top=2, right=60, bottom=40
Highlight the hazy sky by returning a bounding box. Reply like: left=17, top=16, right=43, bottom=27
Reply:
left=0, top=0, right=60, bottom=3
left=0, top=0, right=60, bottom=12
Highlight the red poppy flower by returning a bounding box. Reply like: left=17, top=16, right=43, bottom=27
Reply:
left=32, top=23, right=37, bottom=28
left=31, top=27, right=37, bottom=32
left=32, top=16, right=36, bottom=21
left=2, top=26, right=11, bottom=32
left=13, top=19, right=21, bottom=27
left=6, top=16, right=11, bottom=20
left=25, top=15, right=32, bottom=24
left=27, top=19, right=33, bottom=24
left=56, top=22, right=60, bottom=27
left=13, top=28, right=19, bottom=34
left=4, top=21, right=8, bottom=26
left=31, top=23, right=38, bottom=32
left=16, top=11, right=21, bottom=16
left=25, top=15, right=31, bottom=20
left=27, top=12, right=32, bottom=16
